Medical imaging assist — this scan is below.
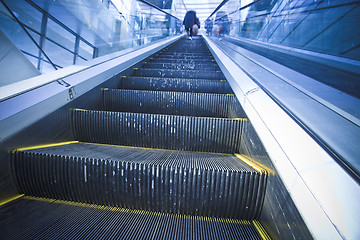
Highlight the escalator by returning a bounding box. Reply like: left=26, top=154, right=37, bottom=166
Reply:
left=1, top=37, right=271, bottom=239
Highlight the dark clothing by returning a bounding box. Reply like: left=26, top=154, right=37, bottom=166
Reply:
left=183, top=11, right=200, bottom=37
left=205, top=19, right=213, bottom=34
left=183, top=11, right=198, bottom=29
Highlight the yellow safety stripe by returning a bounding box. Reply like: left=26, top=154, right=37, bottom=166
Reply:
left=16, top=141, right=79, bottom=152
left=253, top=220, right=272, bottom=240
left=23, top=196, right=251, bottom=224
left=237, top=154, right=274, bottom=176
left=232, top=118, right=248, bottom=121
left=0, top=194, right=24, bottom=206
left=235, top=154, right=267, bottom=175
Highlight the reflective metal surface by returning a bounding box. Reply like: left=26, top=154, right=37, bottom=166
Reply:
left=203, top=34, right=354, bottom=239
left=241, top=120, right=313, bottom=240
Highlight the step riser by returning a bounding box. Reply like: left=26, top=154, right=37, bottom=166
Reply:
left=134, top=69, right=224, bottom=80
left=143, top=63, right=219, bottom=71
left=103, top=90, right=233, bottom=117
left=72, top=110, right=243, bottom=153
left=13, top=151, right=266, bottom=219
left=121, top=77, right=232, bottom=94
left=160, top=51, right=210, bottom=55
left=154, top=55, right=213, bottom=60
left=151, top=58, right=213, bottom=64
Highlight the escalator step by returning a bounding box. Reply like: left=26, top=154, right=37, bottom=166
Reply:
left=142, top=62, right=219, bottom=71
left=0, top=198, right=264, bottom=239
left=154, top=54, right=213, bottom=60
left=150, top=57, right=213, bottom=64
left=103, top=89, right=234, bottom=117
left=133, top=68, right=224, bottom=80
left=158, top=51, right=210, bottom=55
left=72, top=110, right=243, bottom=153
left=120, top=76, right=232, bottom=93
left=165, top=49, right=209, bottom=54
left=12, top=143, right=266, bottom=219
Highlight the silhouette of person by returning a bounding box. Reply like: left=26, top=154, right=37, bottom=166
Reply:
left=183, top=10, right=200, bottom=39
left=205, top=18, right=213, bottom=35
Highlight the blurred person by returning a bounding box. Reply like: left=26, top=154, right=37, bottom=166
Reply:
left=205, top=18, right=213, bottom=35
left=183, top=10, right=200, bottom=39
left=215, top=11, right=231, bottom=38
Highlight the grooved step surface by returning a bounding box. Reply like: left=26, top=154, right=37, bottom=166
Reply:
left=155, top=54, right=212, bottom=60
left=134, top=68, right=224, bottom=79
left=143, top=62, right=219, bottom=71
left=12, top=143, right=266, bottom=219
left=156, top=51, right=210, bottom=55
left=0, top=198, right=263, bottom=239
left=120, top=76, right=232, bottom=93
left=72, top=110, right=243, bottom=153
left=103, top=89, right=234, bottom=117
left=150, top=58, right=212, bottom=64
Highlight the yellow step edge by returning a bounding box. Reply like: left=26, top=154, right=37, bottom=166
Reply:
left=15, top=141, right=79, bottom=152
left=22, top=196, right=251, bottom=225
left=253, top=220, right=272, bottom=240
left=235, top=154, right=267, bottom=175
left=101, top=88, right=109, bottom=91
left=226, top=94, right=234, bottom=96
left=237, top=154, right=275, bottom=176
left=232, top=118, right=248, bottom=121
left=72, top=108, right=87, bottom=112
left=0, top=194, right=24, bottom=206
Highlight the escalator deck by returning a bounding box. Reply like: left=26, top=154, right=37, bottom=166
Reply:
left=3, top=36, right=270, bottom=239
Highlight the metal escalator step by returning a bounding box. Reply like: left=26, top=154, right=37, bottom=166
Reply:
left=143, top=62, right=219, bottom=71
left=157, top=51, right=211, bottom=56
left=121, top=76, right=232, bottom=93
left=133, top=68, right=224, bottom=80
left=150, top=57, right=212, bottom=64
left=159, top=51, right=210, bottom=55
left=12, top=143, right=266, bottom=219
left=154, top=54, right=213, bottom=60
left=103, top=89, right=233, bottom=117
left=72, top=110, right=243, bottom=153
left=165, top=49, right=209, bottom=53
left=0, top=198, right=264, bottom=239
